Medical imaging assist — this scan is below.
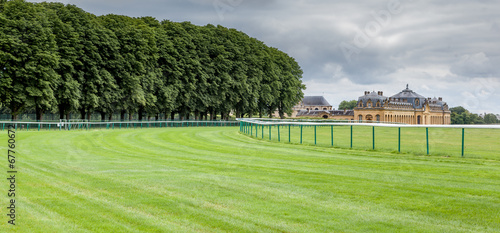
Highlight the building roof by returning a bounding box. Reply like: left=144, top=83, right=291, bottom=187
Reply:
left=358, top=91, right=387, bottom=102
left=301, top=96, right=331, bottom=106
left=296, top=110, right=354, bottom=117
left=391, top=85, right=426, bottom=99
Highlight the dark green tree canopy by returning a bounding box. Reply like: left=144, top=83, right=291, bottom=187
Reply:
left=0, top=1, right=305, bottom=120
left=450, top=106, right=493, bottom=125
left=339, top=100, right=357, bottom=110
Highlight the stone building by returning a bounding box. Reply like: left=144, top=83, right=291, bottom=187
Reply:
left=292, top=96, right=354, bottom=120
left=354, top=85, right=451, bottom=125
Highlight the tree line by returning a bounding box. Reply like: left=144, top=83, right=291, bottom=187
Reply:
left=0, top=0, right=305, bottom=121
left=450, top=107, right=499, bottom=125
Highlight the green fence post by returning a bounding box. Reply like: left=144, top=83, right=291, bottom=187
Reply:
left=256, top=124, right=258, bottom=137
left=288, top=124, right=291, bottom=143
left=278, top=125, right=280, bottom=142
left=38, top=123, right=40, bottom=131
left=27, top=124, right=29, bottom=131
left=426, top=127, right=429, bottom=155
left=350, top=125, right=353, bottom=148
left=2, top=123, right=4, bottom=131
left=314, top=125, right=317, bottom=145
left=331, top=125, right=333, bottom=147
left=372, top=126, right=375, bottom=150
left=251, top=123, right=253, bottom=136
left=461, top=128, right=465, bottom=157
left=398, top=127, right=401, bottom=153
left=48, top=124, right=51, bottom=131
left=269, top=125, right=271, bottom=141
left=300, top=125, right=303, bottom=144
left=262, top=125, right=264, bottom=139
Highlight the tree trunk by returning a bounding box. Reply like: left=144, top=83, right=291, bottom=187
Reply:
left=194, top=110, right=199, bottom=120
left=138, top=107, right=144, bottom=121
left=120, top=111, right=126, bottom=121
left=108, top=113, right=113, bottom=121
left=58, top=105, right=65, bottom=120
left=87, top=111, right=91, bottom=121
left=100, top=111, right=106, bottom=121
left=80, top=108, right=86, bottom=120
left=170, top=112, right=175, bottom=121
left=35, top=105, right=44, bottom=121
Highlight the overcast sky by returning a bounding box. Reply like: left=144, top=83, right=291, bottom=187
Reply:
left=30, top=0, right=500, bottom=113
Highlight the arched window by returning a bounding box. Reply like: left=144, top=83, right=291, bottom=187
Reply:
left=367, top=100, right=372, bottom=108
left=376, top=115, right=380, bottom=122
left=306, top=108, right=309, bottom=111
left=358, top=115, right=363, bottom=122
left=376, top=101, right=381, bottom=107
left=323, top=115, right=329, bottom=119
left=359, top=102, right=363, bottom=107
left=323, top=108, right=327, bottom=110
left=315, top=108, right=319, bottom=110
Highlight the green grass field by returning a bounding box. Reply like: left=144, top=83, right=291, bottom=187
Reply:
left=1, top=127, right=500, bottom=232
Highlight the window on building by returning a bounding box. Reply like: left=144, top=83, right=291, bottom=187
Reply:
left=376, top=115, right=380, bottom=122
left=315, top=108, right=319, bottom=110
left=323, top=108, right=327, bottom=110
left=358, top=115, right=363, bottom=122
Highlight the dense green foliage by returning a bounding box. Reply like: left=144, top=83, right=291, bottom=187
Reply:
left=450, top=106, right=498, bottom=124
left=0, top=0, right=305, bottom=120
left=1, top=127, right=499, bottom=232
left=338, top=100, right=357, bottom=110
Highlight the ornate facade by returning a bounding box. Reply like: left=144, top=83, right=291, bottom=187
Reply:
left=354, top=85, right=451, bottom=125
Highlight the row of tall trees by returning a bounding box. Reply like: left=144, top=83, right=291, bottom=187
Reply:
left=450, top=107, right=499, bottom=124
left=0, top=0, right=305, bottom=121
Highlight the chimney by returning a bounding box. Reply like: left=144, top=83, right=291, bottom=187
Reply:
left=438, top=97, right=442, bottom=101
left=364, top=91, right=369, bottom=95
left=378, top=91, right=383, bottom=96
